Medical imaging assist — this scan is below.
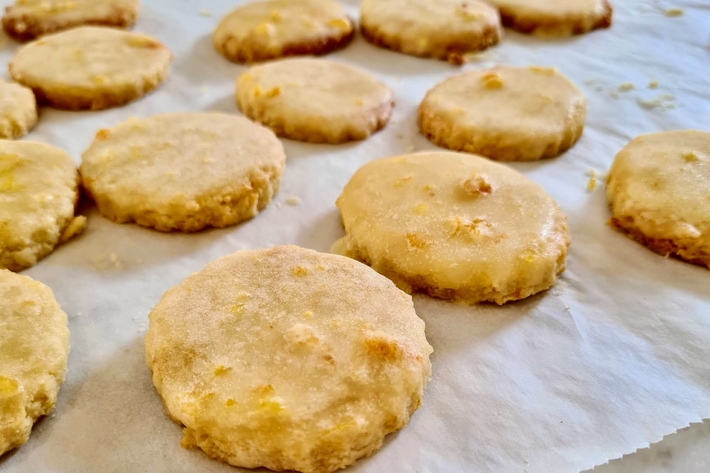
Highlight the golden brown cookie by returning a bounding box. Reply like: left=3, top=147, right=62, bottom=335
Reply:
left=607, top=130, right=710, bottom=268
left=214, top=0, right=354, bottom=64
left=0, top=140, right=85, bottom=272
left=334, top=151, right=571, bottom=304
left=488, top=0, right=613, bottom=37
left=0, top=269, right=70, bottom=455
left=360, top=0, right=502, bottom=64
left=80, top=113, right=286, bottom=232
left=146, top=245, right=432, bottom=473
left=2, top=0, right=140, bottom=41
left=0, top=80, right=37, bottom=140
left=418, top=66, right=587, bottom=161
left=9, top=26, right=171, bottom=111
left=236, top=58, right=394, bottom=144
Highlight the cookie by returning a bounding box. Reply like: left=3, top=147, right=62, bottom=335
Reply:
left=236, top=58, right=394, bottom=144
left=9, top=26, right=171, bottom=111
left=360, top=0, right=502, bottom=64
left=488, top=0, right=612, bottom=37
left=334, top=151, right=570, bottom=305
left=607, top=130, right=710, bottom=269
left=418, top=66, right=587, bottom=162
left=0, top=141, right=85, bottom=272
left=80, top=113, right=286, bottom=233
left=0, top=270, right=70, bottom=455
left=0, top=80, right=37, bottom=140
left=214, top=0, right=354, bottom=64
left=145, top=245, right=432, bottom=473
left=2, top=0, right=140, bottom=41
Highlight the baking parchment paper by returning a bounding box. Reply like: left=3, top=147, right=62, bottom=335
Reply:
left=1, top=0, right=709, bottom=472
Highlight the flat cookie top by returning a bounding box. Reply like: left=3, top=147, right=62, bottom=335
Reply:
left=237, top=58, right=393, bottom=135
left=336, top=152, right=569, bottom=292
left=2, top=0, right=140, bottom=40
left=80, top=113, right=285, bottom=220
left=607, top=130, right=710, bottom=242
left=214, top=0, right=352, bottom=62
left=0, top=140, right=79, bottom=270
left=146, top=246, right=431, bottom=455
left=491, top=0, right=608, bottom=17
left=0, top=80, right=37, bottom=139
left=420, top=66, right=586, bottom=157
left=0, top=269, right=69, bottom=455
left=9, top=26, right=170, bottom=91
left=360, top=0, right=501, bottom=55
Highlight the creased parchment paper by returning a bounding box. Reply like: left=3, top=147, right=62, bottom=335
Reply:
left=1, top=0, right=709, bottom=472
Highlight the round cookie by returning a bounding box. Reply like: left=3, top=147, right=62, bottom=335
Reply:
left=488, top=0, right=613, bottom=37
left=0, top=141, right=85, bottom=272
left=236, top=58, right=394, bottom=144
left=0, top=270, right=70, bottom=455
left=9, top=26, right=171, bottom=111
left=80, top=113, right=286, bottom=233
left=360, top=0, right=502, bottom=64
left=334, top=152, right=570, bottom=305
left=418, top=66, right=587, bottom=162
left=2, top=0, right=140, bottom=42
left=214, top=0, right=354, bottom=64
left=145, top=245, right=432, bottom=473
left=0, top=80, right=37, bottom=140
left=607, top=130, right=710, bottom=269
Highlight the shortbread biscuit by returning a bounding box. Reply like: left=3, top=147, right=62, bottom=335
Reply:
left=0, top=270, right=70, bottom=455
left=236, top=58, right=394, bottom=144
left=9, top=26, right=171, bottom=111
left=214, top=0, right=354, bottom=64
left=489, top=0, right=612, bottom=37
left=80, top=113, right=286, bottom=233
left=0, top=141, right=85, bottom=272
left=334, top=152, right=570, bottom=304
left=2, top=0, right=140, bottom=41
left=0, top=80, right=37, bottom=140
left=607, top=130, right=710, bottom=269
left=418, top=66, right=587, bottom=161
left=360, top=0, right=502, bottom=64
left=146, top=245, right=432, bottom=473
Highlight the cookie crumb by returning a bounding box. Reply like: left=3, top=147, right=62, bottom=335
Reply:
left=586, top=169, right=598, bottom=192
left=648, top=80, right=659, bottom=89
left=284, top=196, right=301, bottom=206
left=59, top=215, right=87, bottom=243
left=462, top=175, right=492, bottom=196
left=199, top=9, right=213, bottom=17
left=618, top=83, right=635, bottom=92
left=664, top=8, right=684, bottom=16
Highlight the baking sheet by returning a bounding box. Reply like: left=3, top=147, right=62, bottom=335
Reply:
left=2, top=0, right=710, bottom=472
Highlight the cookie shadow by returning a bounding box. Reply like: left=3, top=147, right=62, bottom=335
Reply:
left=295, top=208, right=343, bottom=253
left=203, top=93, right=239, bottom=114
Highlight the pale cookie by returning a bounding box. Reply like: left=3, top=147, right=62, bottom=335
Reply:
left=0, top=141, right=85, bottom=272
left=0, top=270, right=70, bottom=455
left=334, top=152, right=570, bottom=305
left=236, top=58, right=394, bottom=144
left=0, top=80, right=37, bottom=140
left=360, top=0, right=502, bottom=64
left=2, top=0, right=140, bottom=42
left=214, top=0, right=354, bottom=64
left=80, top=113, right=286, bottom=233
left=419, top=66, right=587, bottom=162
left=607, top=130, right=710, bottom=269
left=488, top=0, right=612, bottom=37
left=146, top=245, right=432, bottom=473
left=9, top=26, right=171, bottom=111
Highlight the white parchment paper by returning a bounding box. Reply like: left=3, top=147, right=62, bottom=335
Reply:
left=2, top=0, right=709, bottom=472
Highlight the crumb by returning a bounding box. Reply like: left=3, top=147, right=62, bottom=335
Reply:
left=618, top=83, right=635, bottom=92
left=648, top=80, right=659, bottom=89
left=610, top=91, right=619, bottom=99
left=638, top=94, right=676, bottom=109
left=664, top=8, right=683, bottom=16
left=199, top=9, right=213, bottom=17
left=461, top=50, right=494, bottom=63
left=586, top=169, right=598, bottom=191
left=584, top=79, right=601, bottom=85
left=284, top=196, right=301, bottom=206
left=59, top=215, right=87, bottom=243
